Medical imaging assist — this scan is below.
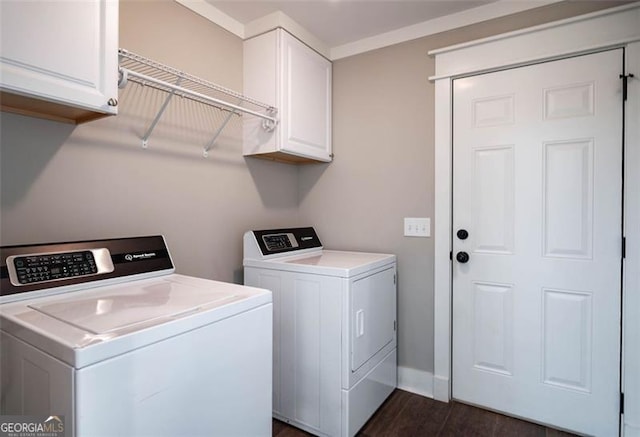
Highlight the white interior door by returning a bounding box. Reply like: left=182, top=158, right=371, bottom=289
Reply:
left=452, top=49, right=623, bottom=436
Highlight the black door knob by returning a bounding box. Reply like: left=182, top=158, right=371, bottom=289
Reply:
left=457, top=229, right=469, bottom=240
left=456, top=251, right=470, bottom=263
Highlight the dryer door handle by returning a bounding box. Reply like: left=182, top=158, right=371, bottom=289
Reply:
left=356, top=309, right=365, bottom=337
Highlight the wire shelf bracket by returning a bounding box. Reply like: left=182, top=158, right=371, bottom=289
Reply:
left=118, top=48, right=278, bottom=155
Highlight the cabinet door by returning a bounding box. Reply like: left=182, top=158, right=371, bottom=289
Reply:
left=0, top=0, right=119, bottom=121
left=279, top=31, right=332, bottom=162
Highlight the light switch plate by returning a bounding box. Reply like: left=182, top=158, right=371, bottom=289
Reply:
left=404, top=217, right=430, bottom=237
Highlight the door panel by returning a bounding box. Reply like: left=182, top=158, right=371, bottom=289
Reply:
left=472, top=281, right=514, bottom=375
left=452, top=49, right=622, bottom=436
left=543, top=139, right=594, bottom=258
left=542, top=288, right=593, bottom=392
left=473, top=146, right=515, bottom=254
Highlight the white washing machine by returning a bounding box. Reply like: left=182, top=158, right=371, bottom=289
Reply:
left=0, top=236, right=272, bottom=437
left=243, top=227, right=397, bottom=437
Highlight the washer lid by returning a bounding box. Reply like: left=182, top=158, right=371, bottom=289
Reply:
left=276, top=250, right=396, bottom=277
left=1, top=274, right=272, bottom=368
left=284, top=251, right=388, bottom=268
left=27, top=278, right=238, bottom=335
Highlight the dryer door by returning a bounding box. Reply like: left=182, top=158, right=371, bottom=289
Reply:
left=351, top=266, right=396, bottom=371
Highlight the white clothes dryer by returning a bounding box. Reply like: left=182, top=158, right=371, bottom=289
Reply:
left=1, top=236, right=272, bottom=437
left=243, top=227, right=397, bottom=437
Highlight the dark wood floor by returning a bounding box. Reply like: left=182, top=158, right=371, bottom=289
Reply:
left=273, top=389, right=578, bottom=437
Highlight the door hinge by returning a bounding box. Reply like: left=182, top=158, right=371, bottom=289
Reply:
left=449, top=251, right=453, bottom=261
left=620, top=74, right=635, bottom=101
left=621, top=392, right=625, bottom=415
left=622, top=236, right=626, bottom=259
left=394, top=320, right=397, bottom=331
left=393, top=274, right=396, bottom=285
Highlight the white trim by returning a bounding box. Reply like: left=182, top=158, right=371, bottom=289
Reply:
left=430, top=3, right=640, bottom=80
left=174, top=0, right=244, bottom=38
left=433, top=77, right=453, bottom=403
left=432, top=8, right=640, bottom=429
left=433, top=374, right=450, bottom=402
left=623, top=40, right=640, bottom=437
left=429, top=38, right=640, bottom=82
left=397, top=366, right=434, bottom=398
left=429, top=2, right=640, bottom=57
left=330, top=0, right=562, bottom=60
left=626, top=422, right=640, bottom=437
left=243, top=11, right=330, bottom=59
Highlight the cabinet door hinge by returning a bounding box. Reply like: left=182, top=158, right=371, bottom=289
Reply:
left=622, top=236, right=626, bottom=259
left=394, top=320, right=397, bottom=331
left=621, top=392, right=625, bottom=415
left=620, top=74, right=635, bottom=101
left=393, top=274, right=396, bottom=285
left=449, top=251, right=453, bottom=261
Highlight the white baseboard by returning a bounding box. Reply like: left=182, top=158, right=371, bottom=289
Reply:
left=433, top=374, right=450, bottom=402
left=397, top=366, right=434, bottom=398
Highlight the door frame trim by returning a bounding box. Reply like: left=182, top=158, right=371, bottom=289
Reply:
left=430, top=4, right=640, bottom=434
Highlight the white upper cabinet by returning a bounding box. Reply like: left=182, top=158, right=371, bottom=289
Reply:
left=243, top=29, right=332, bottom=164
left=0, top=0, right=119, bottom=124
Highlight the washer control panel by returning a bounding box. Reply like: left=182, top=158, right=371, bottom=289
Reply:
left=7, top=249, right=114, bottom=286
left=1, top=236, right=174, bottom=301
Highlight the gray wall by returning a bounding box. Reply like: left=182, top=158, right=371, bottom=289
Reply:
left=0, top=0, right=626, bottom=380
left=299, top=38, right=436, bottom=372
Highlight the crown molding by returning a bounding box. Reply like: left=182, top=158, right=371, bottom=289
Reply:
left=175, top=0, right=566, bottom=61
left=174, top=0, right=245, bottom=38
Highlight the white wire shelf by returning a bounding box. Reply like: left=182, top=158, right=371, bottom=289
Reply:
left=118, top=48, right=278, bottom=156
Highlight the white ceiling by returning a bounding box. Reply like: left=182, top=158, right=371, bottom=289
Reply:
left=205, top=0, right=496, bottom=47
left=181, top=0, right=562, bottom=59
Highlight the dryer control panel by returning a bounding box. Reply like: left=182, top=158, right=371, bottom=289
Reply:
left=251, top=227, right=322, bottom=256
